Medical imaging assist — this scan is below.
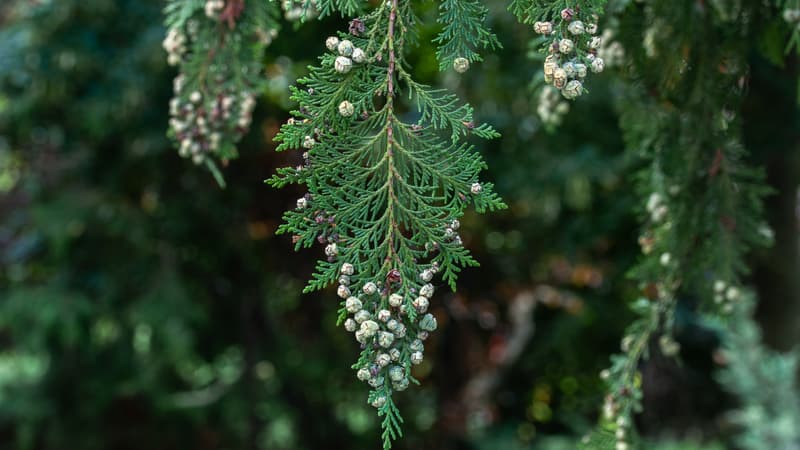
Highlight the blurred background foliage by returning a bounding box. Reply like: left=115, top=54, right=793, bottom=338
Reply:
left=0, top=0, right=797, bottom=449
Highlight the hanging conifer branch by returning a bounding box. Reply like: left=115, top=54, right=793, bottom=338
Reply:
left=581, top=2, right=776, bottom=448
left=163, top=0, right=279, bottom=185
left=268, top=0, right=504, bottom=448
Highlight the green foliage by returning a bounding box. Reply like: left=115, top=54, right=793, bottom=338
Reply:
left=433, top=0, right=501, bottom=71
left=314, top=0, right=363, bottom=18
left=164, top=0, right=204, bottom=30
left=268, top=0, right=504, bottom=446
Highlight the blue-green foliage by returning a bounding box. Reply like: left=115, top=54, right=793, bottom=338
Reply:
left=709, top=297, right=800, bottom=450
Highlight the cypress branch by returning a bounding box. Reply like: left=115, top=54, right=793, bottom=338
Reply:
left=269, top=0, right=504, bottom=447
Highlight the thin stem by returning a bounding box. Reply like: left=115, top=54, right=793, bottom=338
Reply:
left=383, top=0, right=402, bottom=269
